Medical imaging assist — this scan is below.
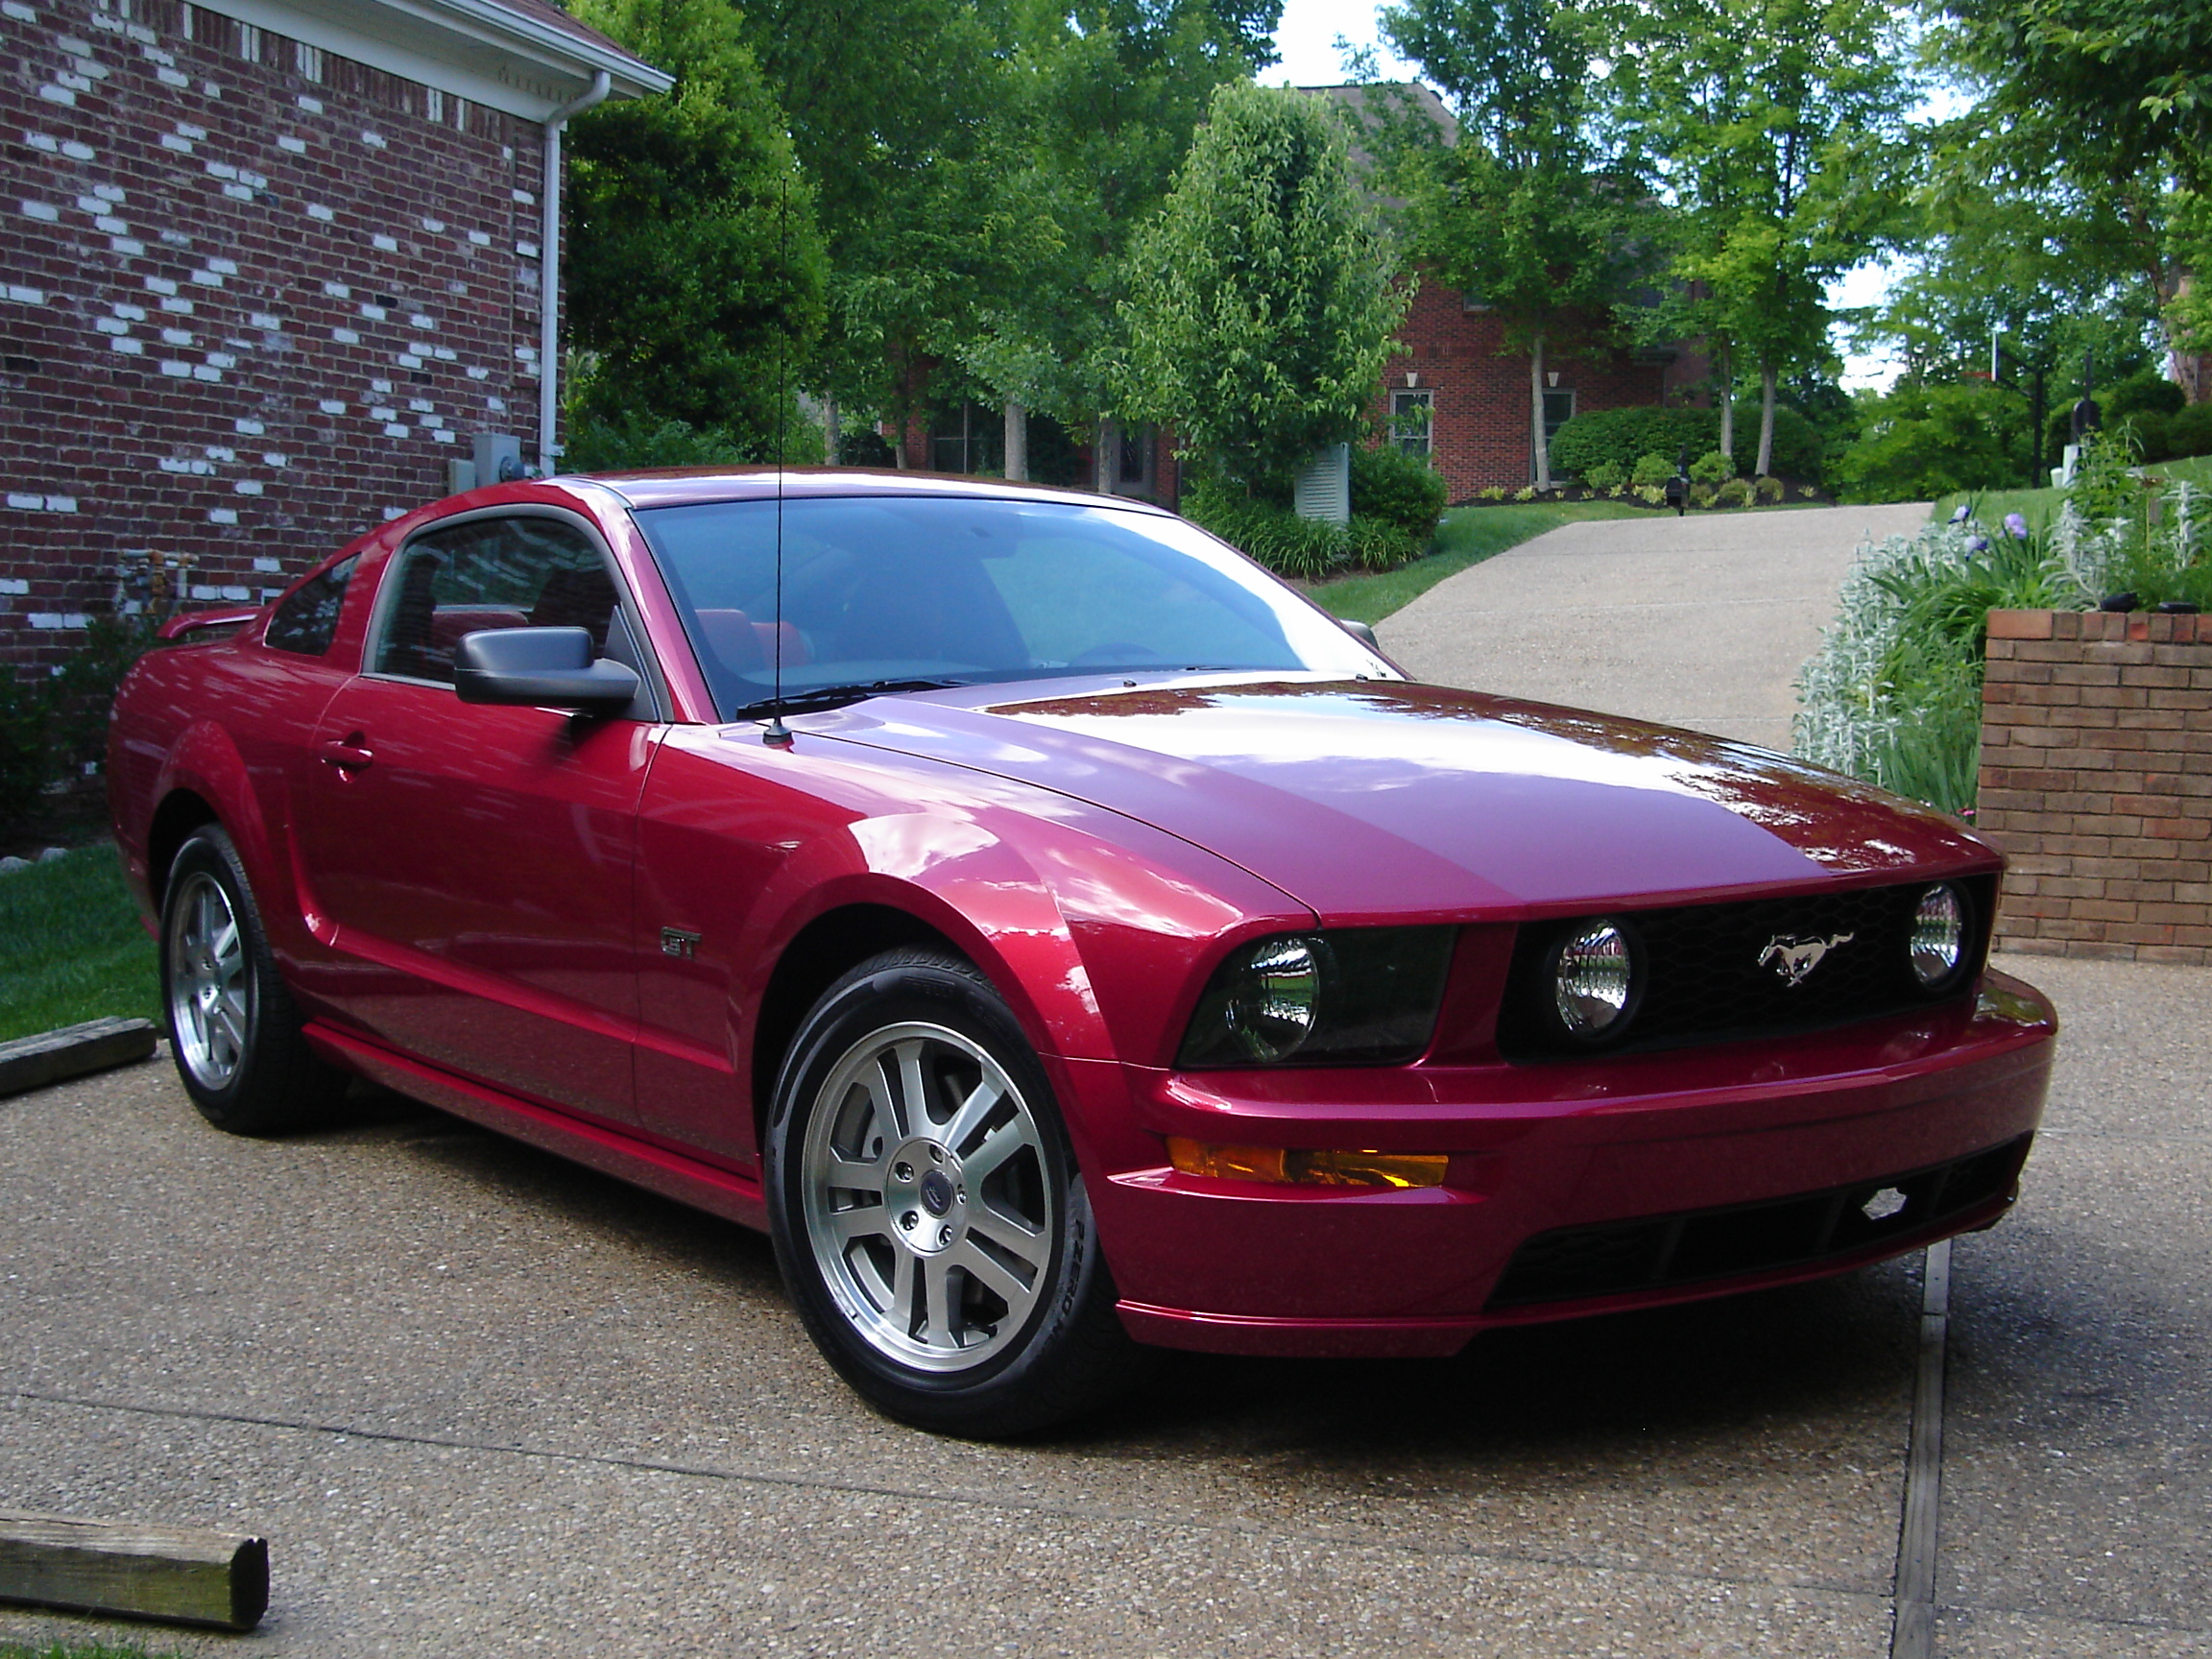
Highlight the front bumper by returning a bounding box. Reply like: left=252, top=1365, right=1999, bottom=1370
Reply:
left=1070, top=971, right=2056, bottom=1357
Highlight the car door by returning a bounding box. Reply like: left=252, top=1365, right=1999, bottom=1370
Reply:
left=294, top=509, right=661, bottom=1126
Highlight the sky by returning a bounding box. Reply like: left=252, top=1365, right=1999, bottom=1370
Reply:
left=1259, top=0, right=1902, bottom=391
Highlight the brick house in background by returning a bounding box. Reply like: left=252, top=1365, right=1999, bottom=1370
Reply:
left=1311, top=83, right=1706, bottom=505
left=0, top=0, right=667, bottom=664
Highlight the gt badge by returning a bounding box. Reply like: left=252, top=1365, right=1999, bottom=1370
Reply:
left=1758, top=931, right=1853, bottom=987
left=660, top=926, right=702, bottom=959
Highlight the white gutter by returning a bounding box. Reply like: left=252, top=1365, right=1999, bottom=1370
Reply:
left=537, top=68, right=612, bottom=475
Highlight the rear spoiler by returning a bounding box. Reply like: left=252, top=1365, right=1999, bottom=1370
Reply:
left=156, top=606, right=261, bottom=642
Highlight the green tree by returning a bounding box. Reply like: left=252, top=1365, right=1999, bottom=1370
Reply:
left=1382, top=0, right=1647, bottom=490
left=1119, top=82, right=1407, bottom=488
left=565, top=0, right=828, bottom=456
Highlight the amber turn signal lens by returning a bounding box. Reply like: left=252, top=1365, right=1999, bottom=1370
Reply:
left=1166, top=1138, right=1448, bottom=1190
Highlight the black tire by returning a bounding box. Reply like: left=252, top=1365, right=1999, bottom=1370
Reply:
left=159, top=825, right=348, bottom=1135
left=765, top=948, right=1150, bottom=1436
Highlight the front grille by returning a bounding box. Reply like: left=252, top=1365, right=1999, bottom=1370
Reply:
left=1485, top=1135, right=2032, bottom=1310
left=1498, top=877, right=1995, bottom=1061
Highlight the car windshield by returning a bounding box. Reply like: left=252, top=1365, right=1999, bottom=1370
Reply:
left=634, top=494, right=1381, bottom=718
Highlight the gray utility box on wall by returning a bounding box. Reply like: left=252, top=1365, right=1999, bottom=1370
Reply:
left=446, top=432, right=527, bottom=496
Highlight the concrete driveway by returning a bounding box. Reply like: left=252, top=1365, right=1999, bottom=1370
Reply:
left=3, top=503, right=2207, bottom=1655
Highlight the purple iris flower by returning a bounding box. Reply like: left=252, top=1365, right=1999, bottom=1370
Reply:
left=2005, top=512, right=2029, bottom=540
left=1968, top=536, right=1989, bottom=553
left=1950, top=504, right=1972, bottom=523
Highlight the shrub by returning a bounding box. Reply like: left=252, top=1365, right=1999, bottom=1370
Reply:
left=1180, top=480, right=1359, bottom=579
left=0, top=612, right=157, bottom=834
left=1346, top=514, right=1417, bottom=571
left=1833, top=382, right=2019, bottom=503
left=2115, top=409, right=2172, bottom=462
left=1582, top=458, right=1624, bottom=491
left=1512, top=484, right=1537, bottom=501
left=1717, top=477, right=1754, bottom=508
left=1689, top=483, right=1718, bottom=509
left=2105, top=370, right=2187, bottom=421
left=1549, top=404, right=1825, bottom=484
left=1606, top=482, right=1626, bottom=497
left=565, top=405, right=825, bottom=470
left=2168, top=401, right=2212, bottom=459
left=1630, top=451, right=1675, bottom=487
left=1350, top=444, right=1447, bottom=543
left=1479, top=484, right=1507, bottom=501
left=1757, top=474, right=1785, bottom=503
left=1689, top=448, right=1734, bottom=485
left=1634, top=483, right=1667, bottom=505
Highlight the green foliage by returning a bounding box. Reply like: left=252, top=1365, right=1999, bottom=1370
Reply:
left=1630, top=451, right=1676, bottom=488
left=1716, top=477, right=1754, bottom=507
left=1, top=613, right=157, bottom=834
left=1121, top=83, right=1405, bottom=487
left=1582, top=458, right=1624, bottom=491
left=1757, top=474, right=1786, bottom=502
left=1689, top=448, right=1734, bottom=485
left=0, top=662, right=46, bottom=830
left=1833, top=382, right=2022, bottom=503
left=1181, top=477, right=1429, bottom=582
left=2171, top=403, right=2212, bottom=459
left=1347, top=515, right=1419, bottom=572
left=0, top=843, right=157, bottom=1043
left=1308, top=499, right=1647, bottom=622
left=563, top=404, right=823, bottom=470
left=1689, top=482, right=1718, bottom=509
left=1551, top=404, right=1824, bottom=482
left=565, top=0, right=827, bottom=453
left=2106, top=369, right=2188, bottom=419
left=1350, top=443, right=1448, bottom=543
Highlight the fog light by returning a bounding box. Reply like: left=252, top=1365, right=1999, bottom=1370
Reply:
left=1166, top=1138, right=1448, bottom=1190
left=1552, top=920, right=1636, bottom=1040
left=1910, top=884, right=1965, bottom=988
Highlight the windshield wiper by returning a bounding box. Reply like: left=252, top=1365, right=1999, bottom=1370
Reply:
left=730, top=678, right=968, bottom=719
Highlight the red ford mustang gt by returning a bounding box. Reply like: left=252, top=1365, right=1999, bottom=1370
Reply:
left=108, top=469, right=2056, bottom=1434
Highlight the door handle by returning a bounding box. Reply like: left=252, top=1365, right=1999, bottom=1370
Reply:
left=320, top=735, right=373, bottom=771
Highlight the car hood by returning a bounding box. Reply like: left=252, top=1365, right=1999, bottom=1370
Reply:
left=812, top=677, right=1995, bottom=923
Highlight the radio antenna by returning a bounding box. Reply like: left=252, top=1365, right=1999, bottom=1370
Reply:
left=763, top=170, right=793, bottom=750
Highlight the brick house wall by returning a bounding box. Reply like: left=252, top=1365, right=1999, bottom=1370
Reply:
left=1977, top=607, right=2212, bottom=963
left=0, top=0, right=654, bottom=667
left=1376, top=277, right=1676, bottom=503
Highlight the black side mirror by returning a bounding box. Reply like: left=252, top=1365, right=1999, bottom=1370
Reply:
left=453, top=626, right=640, bottom=712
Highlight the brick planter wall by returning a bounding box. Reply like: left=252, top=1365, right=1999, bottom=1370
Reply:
left=1977, top=608, right=2212, bottom=962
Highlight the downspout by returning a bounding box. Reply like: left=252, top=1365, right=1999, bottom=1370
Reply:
left=537, top=69, right=612, bottom=475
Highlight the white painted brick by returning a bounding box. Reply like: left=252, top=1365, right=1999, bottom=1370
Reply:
left=95, top=317, right=129, bottom=335
left=109, top=235, right=143, bottom=254
left=517, top=241, right=540, bottom=260
left=204, top=446, right=235, bottom=462
left=129, top=24, right=156, bottom=43
left=95, top=215, right=128, bottom=234
left=2, top=3, right=38, bottom=21
left=252, top=557, right=281, bottom=572
left=207, top=508, right=237, bottom=524
left=204, top=160, right=238, bottom=180
left=61, top=140, right=93, bottom=160
left=370, top=379, right=393, bottom=393
left=218, top=585, right=251, bottom=601
left=317, top=398, right=346, bottom=414
left=258, top=588, right=282, bottom=602
left=221, top=184, right=252, bottom=202
left=160, top=327, right=192, bottom=346
left=189, top=268, right=224, bottom=287
left=396, top=353, right=423, bottom=369
left=89, top=9, right=121, bottom=28
left=331, top=326, right=360, bottom=344
left=249, top=312, right=279, bottom=329
left=383, top=507, right=407, bottom=521
left=433, top=347, right=457, bottom=361
left=75, top=194, right=106, bottom=213
left=322, top=280, right=349, bottom=299
left=421, top=216, right=445, bottom=233
left=277, top=134, right=306, bottom=154
left=362, top=131, right=386, bottom=148
left=0, top=578, right=26, bottom=594
left=7, top=493, right=42, bottom=509
left=408, top=315, right=435, bottom=332
left=177, top=121, right=207, bottom=140
left=144, top=276, right=178, bottom=295
left=260, top=452, right=285, bottom=466
left=233, top=480, right=261, bottom=494
left=359, top=302, right=386, bottom=320
left=19, top=201, right=59, bottom=222
left=486, top=397, right=507, bottom=413
left=468, top=230, right=491, bottom=247
left=512, top=188, right=534, bottom=205
left=30, top=613, right=91, bottom=629
left=25, top=132, right=57, bottom=153
left=158, top=457, right=209, bottom=474
left=191, top=365, right=222, bottom=381
left=205, top=351, right=235, bottom=369
left=369, top=406, right=397, bottom=421
left=306, top=204, right=334, bottom=221
left=432, top=428, right=456, bottom=444
left=58, top=34, right=89, bottom=55
left=202, top=81, right=221, bottom=97
left=111, top=301, right=145, bottom=320
left=235, top=419, right=264, bottom=434
left=237, top=173, right=265, bottom=190
left=381, top=423, right=408, bottom=439
left=158, top=228, right=190, bottom=247
left=159, top=297, right=193, bottom=314
left=206, top=257, right=236, bottom=275
left=297, top=94, right=323, bottom=113
left=8, top=285, right=45, bottom=303
left=418, top=415, right=445, bottom=429
left=58, top=72, right=92, bottom=91
left=94, top=183, right=124, bottom=202
left=187, top=585, right=222, bottom=598
left=37, top=84, right=77, bottom=106
left=406, top=397, right=432, bottom=412
left=371, top=232, right=399, bottom=252
left=514, top=346, right=537, bottom=361
left=158, top=360, right=190, bottom=376
left=108, top=337, right=142, bottom=354
left=42, top=495, right=75, bottom=513
left=466, top=366, right=490, bottom=380
left=406, top=340, right=432, bottom=356
left=140, top=44, right=174, bottom=66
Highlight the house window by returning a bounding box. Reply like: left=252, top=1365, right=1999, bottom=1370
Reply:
left=930, top=403, right=1003, bottom=476
left=1390, top=390, right=1433, bottom=457
left=1542, top=388, right=1575, bottom=445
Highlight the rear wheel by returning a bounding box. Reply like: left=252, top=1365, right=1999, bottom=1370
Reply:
left=766, top=949, right=1147, bottom=1435
left=160, top=826, right=347, bottom=1134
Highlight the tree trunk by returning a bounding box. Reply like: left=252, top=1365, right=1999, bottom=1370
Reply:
left=822, top=395, right=840, bottom=467
left=1096, top=417, right=1119, bottom=495
left=1530, top=334, right=1551, bottom=492
left=1003, top=399, right=1027, bottom=482
left=887, top=421, right=907, bottom=469
left=1718, top=341, right=1734, bottom=464
left=1755, top=359, right=1777, bottom=478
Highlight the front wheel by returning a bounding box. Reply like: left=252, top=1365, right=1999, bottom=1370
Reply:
left=160, top=825, right=347, bottom=1134
left=765, top=949, right=1147, bottom=1435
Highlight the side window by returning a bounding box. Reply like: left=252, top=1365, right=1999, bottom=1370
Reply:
left=265, top=554, right=358, bottom=656
left=373, top=517, right=619, bottom=685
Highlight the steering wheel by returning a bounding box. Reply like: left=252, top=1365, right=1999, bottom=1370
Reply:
left=1069, top=642, right=1164, bottom=666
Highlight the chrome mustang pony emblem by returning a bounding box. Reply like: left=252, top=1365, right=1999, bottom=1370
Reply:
left=1758, top=931, right=1855, bottom=987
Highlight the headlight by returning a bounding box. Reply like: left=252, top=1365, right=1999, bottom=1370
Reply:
left=1177, top=926, right=1456, bottom=1068
left=1550, top=919, right=1638, bottom=1042
left=1910, top=883, right=1965, bottom=988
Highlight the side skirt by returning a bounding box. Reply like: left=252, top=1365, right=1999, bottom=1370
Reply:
left=302, top=1022, right=769, bottom=1234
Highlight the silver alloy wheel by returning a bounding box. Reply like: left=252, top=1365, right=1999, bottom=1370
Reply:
left=166, top=869, right=252, bottom=1092
left=799, top=1020, right=1055, bottom=1373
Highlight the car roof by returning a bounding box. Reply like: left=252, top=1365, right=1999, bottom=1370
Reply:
left=581, top=467, right=1175, bottom=516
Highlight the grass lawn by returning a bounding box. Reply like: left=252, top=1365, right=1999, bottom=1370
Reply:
left=1931, top=453, right=2212, bottom=532
left=1308, top=499, right=1650, bottom=624
left=0, top=843, right=159, bottom=1044
left=0, top=1643, right=196, bottom=1659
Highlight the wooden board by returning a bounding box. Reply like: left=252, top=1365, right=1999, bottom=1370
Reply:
left=0, top=1017, right=158, bottom=1097
left=0, top=1509, right=268, bottom=1630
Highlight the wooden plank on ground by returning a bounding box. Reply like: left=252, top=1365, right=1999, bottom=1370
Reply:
left=0, top=1509, right=268, bottom=1630
left=0, top=1017, right=158, bottom=1097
